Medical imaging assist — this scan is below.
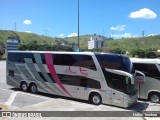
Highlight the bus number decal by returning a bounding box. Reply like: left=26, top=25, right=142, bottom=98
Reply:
left=79, top=67, right=88, bottom=76
left=68, top=66, right=76, bottom=75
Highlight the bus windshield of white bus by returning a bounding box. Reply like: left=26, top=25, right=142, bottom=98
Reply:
left=96, top=54, right=136, bottom=95
left=133, top=63, right=160, bottom=80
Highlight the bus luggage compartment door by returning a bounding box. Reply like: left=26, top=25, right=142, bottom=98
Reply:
left=75, top=77, right=86, bottom=100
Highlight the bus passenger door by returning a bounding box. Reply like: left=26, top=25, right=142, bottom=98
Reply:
left=135, top=71, right=145, bottom=98
left=110, top=76, right=124, bottom=107
left=105, top=88, right=112, bottom=105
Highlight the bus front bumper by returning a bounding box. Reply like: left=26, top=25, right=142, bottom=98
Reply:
left=124, top=96, right=137, bottom=108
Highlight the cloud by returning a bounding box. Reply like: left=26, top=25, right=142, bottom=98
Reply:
left=68, top=32, right=78, bottom=37
left=112, top=33, right=137, bottom=39
left=129, top=8, right=157, bottom=19
left=23, top=20, right=32, bottom=25
left=25, top=31, right=31, bottom=33
left=148, top=34, right=157, bottom=37
left=110, top=25, right=126, bottom=31
left=59, top=34, right=65, bottom=38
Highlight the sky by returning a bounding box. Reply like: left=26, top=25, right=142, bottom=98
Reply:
left=0, top=0, right=160, bottom=39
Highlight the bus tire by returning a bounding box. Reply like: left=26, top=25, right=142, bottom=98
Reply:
left=149, top=92, right=160, bottom=103
left=89, top=93, right=102, bottom=105
left=20, top=82, right=28, bottom=92
left=29, top=83, right=38, bottom=94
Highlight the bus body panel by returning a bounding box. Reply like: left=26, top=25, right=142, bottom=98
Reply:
left=138, top=77, right=160, bottom=99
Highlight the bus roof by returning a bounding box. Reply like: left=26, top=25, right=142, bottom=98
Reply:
left=130, top=58, right=160, bottom=64
left=8, top=50, right=124, bottom=57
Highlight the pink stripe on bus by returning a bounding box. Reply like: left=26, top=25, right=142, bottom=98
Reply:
left=45, top=53, right=71, bottom=97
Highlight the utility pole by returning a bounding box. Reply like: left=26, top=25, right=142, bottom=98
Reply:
left=15, top=22, right=17, bottom=31
left=43, top=30, right=49, bottom=36
left=43, top=30, right=49, bottom=43
left=77, top=0, right=80, bottom=51
left=112, top=30, right=114, bottom=39
left=141, top=30, right=145, bottom=46
left=142, top=30, right=144, bottom=37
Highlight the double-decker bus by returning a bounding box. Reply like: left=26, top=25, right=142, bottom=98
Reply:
left=7, top=51, right=144, bottom=108
left=131, top=58, right=160, bottom=103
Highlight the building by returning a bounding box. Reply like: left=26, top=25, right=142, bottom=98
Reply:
left=88, top=37, right=104, bottom=49
left=6, top=37, right=21, bottom=51
left=152, top=50, right=160, bottom=58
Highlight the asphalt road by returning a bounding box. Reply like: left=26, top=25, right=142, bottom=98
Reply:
left=0, top=60, right=159, bottom=120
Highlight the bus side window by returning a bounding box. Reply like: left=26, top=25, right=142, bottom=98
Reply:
left=9, top=70, right=14, bottom=77
left=53, top=54, right=97, bottom=71
left=82, top=55, right=97, bottom=71
left=21, top=53, right=35, bottom=63
left=8, top=53, right=21, bottom=62
left=80, top=78, right=87, bottom=87
left=133, top=63, right=160, bottom=80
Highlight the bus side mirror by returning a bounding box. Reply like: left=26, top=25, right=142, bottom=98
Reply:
left=135, top=70, right=145, bottom=85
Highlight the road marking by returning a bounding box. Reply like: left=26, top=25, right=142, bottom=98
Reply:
left=17, top=91, right=51, bottom=100
left=0, top=88, right=51, bottom=100
left=21, top=99, right=54, bottom=108
left=5, top=92, right=17, bottom=106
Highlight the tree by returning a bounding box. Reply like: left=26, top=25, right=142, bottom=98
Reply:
left=0, top=48, right=4, bottom=60
left=18, top=43, right=73, bottom=51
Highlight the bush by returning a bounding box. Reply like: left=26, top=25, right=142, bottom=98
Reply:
left=0, top=49, right=5, bottom=60
left=18, top=43, right=73, bottom=51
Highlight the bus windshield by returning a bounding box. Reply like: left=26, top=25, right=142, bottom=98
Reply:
left=126, top=78, right=136, bottom=95
left=103, top=70, right=136, bottom=95
left=95, top=54, right=133, bottom=73
left=96, top=54, right=136, bottom=95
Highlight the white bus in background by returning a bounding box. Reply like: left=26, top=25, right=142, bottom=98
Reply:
left=7, top=51, right=144, bottom=108
left=131, top=58, right=160, bottom=103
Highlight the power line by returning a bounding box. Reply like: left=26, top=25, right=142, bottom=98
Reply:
left=15, top=22, right=17, bottom=31
left=142, top=30, right=145, bottom=37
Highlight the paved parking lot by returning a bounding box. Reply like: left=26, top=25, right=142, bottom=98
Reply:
left=0, top=61, right=160, bottom=120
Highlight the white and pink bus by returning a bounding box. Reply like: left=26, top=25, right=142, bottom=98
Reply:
left=7, top=51, right=144, bottom=108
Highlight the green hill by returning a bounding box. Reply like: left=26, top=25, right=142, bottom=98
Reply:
left=0, top=30, right=160, bottom=51
left=62, top=34, right=160, bottom=51
left=106, top=36, right=160, bottom=52
left=0, top=30, right=109, bottom=48
left=0, top=30, right=56, bottom=45
left=64, top=34, right=160, bottom=51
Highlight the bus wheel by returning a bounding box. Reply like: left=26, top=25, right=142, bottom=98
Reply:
left=90, top=93, right=102, bottom=105
left=149, top=93, right=160, bottom=103
left=20, top=82, right=28, bottom=92
left=29, top=83, right=38, bottom=94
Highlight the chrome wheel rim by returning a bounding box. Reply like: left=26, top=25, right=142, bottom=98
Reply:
left=151, top=95, right=159, bottom=102
left=31, top=85, right=37, bottom=93
left=93, top=96, right=100, bottom=104
left=22, top=84, right=27, bottom=91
